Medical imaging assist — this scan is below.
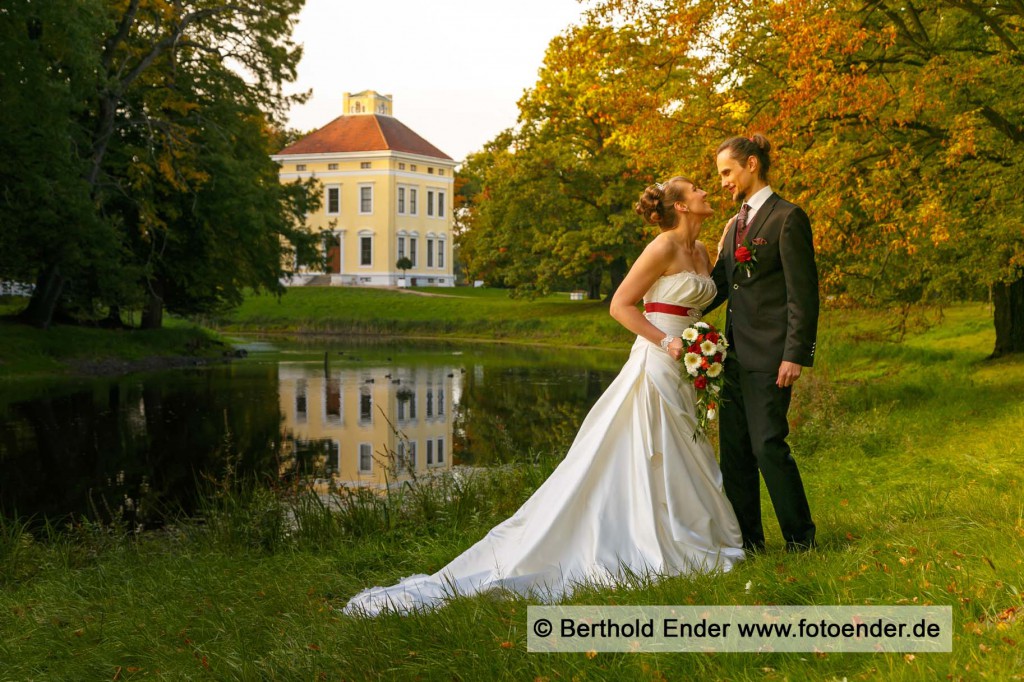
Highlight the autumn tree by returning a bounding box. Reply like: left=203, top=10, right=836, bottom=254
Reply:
left=739, top=0, right=1024, bottom=354
left=459, top=21, right=678, bottom=300
left=580, top=0, right=1024, bottom=353
left=458, top=2, right=766, bottom=298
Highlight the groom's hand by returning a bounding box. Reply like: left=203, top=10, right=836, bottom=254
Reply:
left=776, top=361, right=802, bottom=388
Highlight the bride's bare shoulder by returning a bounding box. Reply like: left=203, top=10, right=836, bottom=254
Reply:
left=643, top=232, right=676, bottom=257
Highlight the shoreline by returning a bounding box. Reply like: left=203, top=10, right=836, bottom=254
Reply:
left=224, top=328, right=627, bottom=353
left=66, top=353, right=235, bottom=378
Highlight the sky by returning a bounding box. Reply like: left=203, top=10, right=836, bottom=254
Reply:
left=284, top=0, right=591, bottom=163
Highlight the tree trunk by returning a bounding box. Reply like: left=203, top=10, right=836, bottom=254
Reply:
left=603, top=255, right=628, bottom=303
left=586, top=265, right=603, bottom=300
left=992, top=275, right=1024, bottom=357
left=100, top=305, right=126, bottom=329
left=141, top=282, right=164, bottom=329
left=20, top=265, right=66, bottom=329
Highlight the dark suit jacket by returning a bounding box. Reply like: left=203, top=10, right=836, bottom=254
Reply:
left=705, top=193, right=819, bottom=372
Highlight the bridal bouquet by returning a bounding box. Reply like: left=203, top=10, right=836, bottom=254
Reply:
left=680, top=321, right=728, bottom=440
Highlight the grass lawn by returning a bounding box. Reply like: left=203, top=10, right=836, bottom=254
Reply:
left=0, top=297, right=227, bottom=383
left=1, top=303, right=1022, bottom=680
left=209, top=286, right=636, bottom=348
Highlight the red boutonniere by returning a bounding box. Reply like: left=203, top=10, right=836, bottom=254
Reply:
left=734, top=242, right=758, bottom=277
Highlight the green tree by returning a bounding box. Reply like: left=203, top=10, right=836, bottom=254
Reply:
left=0, top=0, right=119, bottom=324
left=459, top=21, right=665, bottom=300
left=7, top=0, right=319, bottom=329
left=395, top=257, right=413, bottom=279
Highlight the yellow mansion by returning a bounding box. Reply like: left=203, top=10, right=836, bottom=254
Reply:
left=273, top=91, right=456, bottom=287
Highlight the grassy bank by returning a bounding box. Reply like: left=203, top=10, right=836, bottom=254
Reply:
left=1, top=304, right=1022, bottom=680
left=0, top=297, right=228, bottom=382
left=209, top=286, right=635, bottom=348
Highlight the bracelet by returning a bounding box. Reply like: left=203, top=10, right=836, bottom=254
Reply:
left=660, top=335, right=677, bottom=351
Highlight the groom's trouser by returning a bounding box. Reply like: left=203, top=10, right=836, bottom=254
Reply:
left=720, top=356, right=815, bottom=549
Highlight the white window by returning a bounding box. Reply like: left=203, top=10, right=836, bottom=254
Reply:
left=360, top=235, right=372, bottom=266
left=426, top=439, right=434, bottom=464
left=359, top=185, right=373, bottom=214
left=438, top=191, right=446, bottom=218
left=398, top=236, right=406, bottom=260
left=399, top=162, right=406, bottom=171
left=436, top=437, right=444, bottom=464
left=438, top=169, right=445, bottom=176
left=295, top=379, right=307, bottom=424
left=408, top=441, right=417, bottom=468
left=359, top=386, right=372, bottom=423
left=438, top=239, right=445, bottom=269
left=325, top=441, right=340, bottom=476
left=324, top=378, right=342, bottom=425
left=427, top=238, right=434, bottom=267
left=437, top=387, right=445, bottom=416
left=426, top=388, right=434, bottom=417
left=397, top=389, right=417, bottom=422
left=397, top=186, right=406, bottom=214
left=427, top=190, right=435, bottom=217
left=409, top=188, right=418, bottom=215
left=359, top=443, right=373, bottom=472
left=410, top=164, right=417, bottom=172
left=410, top=237, right=418, bottom=267
left=326, top=185, right=340, bottom=215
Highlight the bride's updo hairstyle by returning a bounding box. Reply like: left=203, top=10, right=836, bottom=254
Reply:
left=635, top=176, right=689, bottom=230
left=717, top=133, right=772, bottom=181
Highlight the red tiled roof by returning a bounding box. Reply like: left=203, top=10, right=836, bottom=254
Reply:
left=277, top=114, right=452, bottom=160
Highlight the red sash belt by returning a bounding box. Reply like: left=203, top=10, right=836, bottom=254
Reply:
left=644, top=302, right=700, bottom=317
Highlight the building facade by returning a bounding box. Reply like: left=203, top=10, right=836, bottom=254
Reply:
left=273, top=91, right=457, bottom=287
left=278, top=363, right=458, bottom=491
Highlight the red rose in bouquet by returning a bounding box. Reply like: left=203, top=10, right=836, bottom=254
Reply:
left=680, top=321, right=729, bottom=441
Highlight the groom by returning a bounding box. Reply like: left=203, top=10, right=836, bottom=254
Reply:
left=704, top=134, right=819, bottom=553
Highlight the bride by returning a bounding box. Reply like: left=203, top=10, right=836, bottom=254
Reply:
left=344, top=177, right=744, bottom=616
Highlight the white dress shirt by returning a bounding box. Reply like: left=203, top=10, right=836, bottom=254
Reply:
left=741, top=185, right=774, bottom=227
left=718, top=185, right=774, bottom=254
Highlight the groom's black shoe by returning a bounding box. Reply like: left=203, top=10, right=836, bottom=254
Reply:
left=785, top=539, right=817, bottom=554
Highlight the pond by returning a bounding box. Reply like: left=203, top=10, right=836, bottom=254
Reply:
left=0, top=338, right=626, bottom=528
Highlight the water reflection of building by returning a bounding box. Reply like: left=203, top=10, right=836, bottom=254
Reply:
left=278, top=364, right=459, bottom=490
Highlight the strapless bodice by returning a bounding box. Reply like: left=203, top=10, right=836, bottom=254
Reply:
left=642, top=271, right=716, bottom=334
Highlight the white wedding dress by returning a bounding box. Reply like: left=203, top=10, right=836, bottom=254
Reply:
left=344, top=271, right=744, bottom=616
